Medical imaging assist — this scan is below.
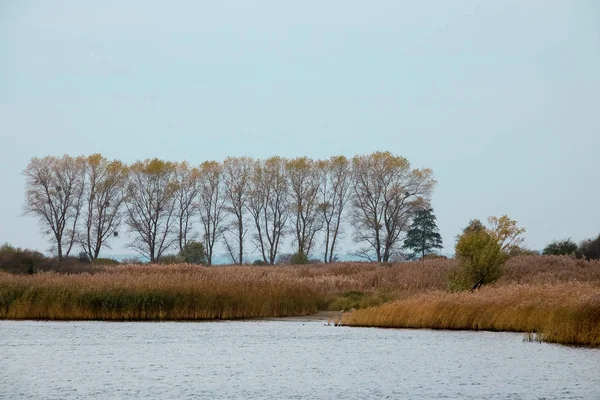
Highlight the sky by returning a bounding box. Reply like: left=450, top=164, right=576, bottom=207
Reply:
left=1, top=1, right=599, bottom=259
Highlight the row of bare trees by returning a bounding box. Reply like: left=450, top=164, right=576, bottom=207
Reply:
left=23, top=152, right=436, bottom=264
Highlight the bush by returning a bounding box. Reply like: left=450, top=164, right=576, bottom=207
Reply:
left=48, top=257, right=102, bottom=274
left=0, top=244, right=109, bottom=274
left=450, top=229, right=508, bottom=291
left=462, top=219, right=485, bottom=234
left=78, top=251, right=91, bottom=263
left=543, top=239, right=578, bottom=256
left=179, top=241, right=206, bottom=265
left=290, top=251, right=309, bottom=265
left=0, top=243, right=45, bottom=274
left=252, top=259, right=268, bottom=266
left=91, top=258, right=120, bottom=266
left=277, top=251, right=310, bottom=265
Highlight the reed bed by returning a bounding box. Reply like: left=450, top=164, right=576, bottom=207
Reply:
left=341, top=282, right=600, bottom=347
left=501, top=255, right=600, bottom=285
left=0, top=260, right=454, bottom=321
left=1, top=255, right=599, bottom=347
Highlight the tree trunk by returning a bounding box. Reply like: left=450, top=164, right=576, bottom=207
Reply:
left=57, top=238, right=63, bottom=261
left=238, top=220, right=243, bottom=265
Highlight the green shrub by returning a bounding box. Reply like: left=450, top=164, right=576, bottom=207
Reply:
left=0, top=243, right=46, bottom=274
left=450, top=229, right=508, bottom=291
left=543, top=239, right=578, bottom=256
left=78, top=251, right=91, bottom=263
left=290, top=251, right=309, bottom=265
left=179, top=241, right=206, bottom=265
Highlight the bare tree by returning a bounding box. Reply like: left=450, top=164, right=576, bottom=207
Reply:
left=222, top=156, right=254, bottom=264
left=23, top=155, right=86, bottom=260
left=286, top=157, right=322, bottom=257
left=173, top=162, right=200, bottom=251
left=197, top=161, right=227, bottom=266
left=124, top=159, right=178, bottom=263
left=350, top=151, right=435, bottom=262
left=247, top=157, right=289, bottom=265
left=81, top=154, right=128, bottom=259
left=318, top=155, right=352, bottom=263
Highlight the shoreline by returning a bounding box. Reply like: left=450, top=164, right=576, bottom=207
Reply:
left=340, top=283, right=600, bottom=348
left=1, top=311, right=599, bottom=348
left=254, top=310, right=342, bottom=322
left=1, top=257, right=599, bottom=346
left=0, top=311, right=343, bottom=323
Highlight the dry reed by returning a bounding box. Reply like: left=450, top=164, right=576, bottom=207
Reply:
left=341, top=282, right=600, bottom=347
left=1, top=255, right=599, bottom=347
left=0, top=260, right=453, bottom=321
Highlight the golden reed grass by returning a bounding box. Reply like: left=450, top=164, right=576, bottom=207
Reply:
left=341, top=282, right=600, bottom=347
left=1, top=255, right=599, bottom=346
left=0, top=260, right=452, bottom=321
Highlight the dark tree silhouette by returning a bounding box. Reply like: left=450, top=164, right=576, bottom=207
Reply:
left=578, top=234, right=600, bottom=260
left=542, top=239, right=578, bottom=256
left=403, top=208, right=443, bottom=260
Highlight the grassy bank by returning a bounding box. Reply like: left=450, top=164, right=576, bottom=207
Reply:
left=1, top=256, right=599, bottom=347
left=339, top=255, right=600, bottom=347
left=341, top=282, right=600, bottom=347
left=0, top=260, right=452, bottom=320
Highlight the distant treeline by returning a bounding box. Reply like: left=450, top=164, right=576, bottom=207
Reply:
left=22, top=152, right=435, bottom=264
left=542, top=237, right=600, bottom=260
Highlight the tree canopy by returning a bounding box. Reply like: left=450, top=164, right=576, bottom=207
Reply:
left=450, top=215, right=525, bottom=291
left=23, top=152, right=438, bottom=265
left=543, top=239, right=578, bottom=256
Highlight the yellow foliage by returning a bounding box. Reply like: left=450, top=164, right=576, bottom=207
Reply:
left=200, top=160, right=221, bottom=173
left=488, top=215, right=526, bottom=252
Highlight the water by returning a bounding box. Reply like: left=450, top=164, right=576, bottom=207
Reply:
left=1, top=320, right=599, bottom=399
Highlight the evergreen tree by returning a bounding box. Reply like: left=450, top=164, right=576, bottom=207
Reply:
left=403, top=208, right=443, bottom=259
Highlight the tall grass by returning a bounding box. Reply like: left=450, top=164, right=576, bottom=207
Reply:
left=1, top=255, right=599, bottom=347
left=0, top=261, right=453, bottom=321
left=500, top=255, right=600, bottom=284
left=338, top=255, right=600, bottom=347
left=341, top=282, right=600, bottom=347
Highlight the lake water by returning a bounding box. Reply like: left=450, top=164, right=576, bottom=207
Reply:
left=1, top=320, right=599, bottom=399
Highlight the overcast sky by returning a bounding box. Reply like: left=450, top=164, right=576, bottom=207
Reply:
left=1, top=1, right=599, bottom=259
